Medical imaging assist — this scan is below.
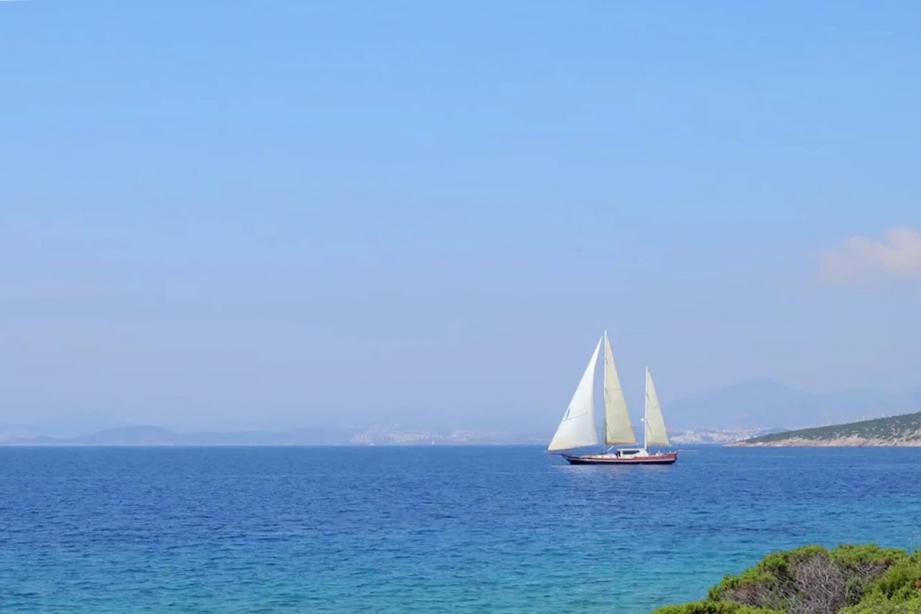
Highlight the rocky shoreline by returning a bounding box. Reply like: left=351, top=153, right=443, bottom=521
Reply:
left=729, top=436, right=921, bottom=447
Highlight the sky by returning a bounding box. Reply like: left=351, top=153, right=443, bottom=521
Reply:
left=2, top=1, right=921, bottom=435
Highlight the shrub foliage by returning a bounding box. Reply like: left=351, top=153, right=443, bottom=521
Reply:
left=654, top=545, right=921, bottom=614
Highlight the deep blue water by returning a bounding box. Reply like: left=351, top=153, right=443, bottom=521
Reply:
left=1, top=446, right=920, bottom=613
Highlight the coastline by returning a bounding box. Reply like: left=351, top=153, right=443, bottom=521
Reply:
left=728, top=437, right=921, bottom=447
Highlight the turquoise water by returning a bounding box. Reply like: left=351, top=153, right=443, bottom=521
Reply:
left=1, top=446, right=920, bottom=613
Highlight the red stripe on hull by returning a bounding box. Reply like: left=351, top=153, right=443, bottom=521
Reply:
left=563, top=452, right=678, bottom=465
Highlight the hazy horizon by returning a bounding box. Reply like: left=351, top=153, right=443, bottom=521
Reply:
left=3, top=2, right=921, bottom=437
left=3, top=375, right=920, bottom=441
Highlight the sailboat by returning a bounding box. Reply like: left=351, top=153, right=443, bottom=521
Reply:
left=548, top=331, right=678, bottom=465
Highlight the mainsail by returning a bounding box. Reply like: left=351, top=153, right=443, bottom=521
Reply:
left=547, top=338, right=602, bottom=452
left=603, top=332, right=636, bottom=445
left=644, top=367, right=670, bottom=447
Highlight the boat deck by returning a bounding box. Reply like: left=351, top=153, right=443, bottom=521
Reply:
left=563, top=452, right=678, bottom=465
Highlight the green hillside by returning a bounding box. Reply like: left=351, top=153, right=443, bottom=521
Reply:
left=742, top=411, right=921, bottom=445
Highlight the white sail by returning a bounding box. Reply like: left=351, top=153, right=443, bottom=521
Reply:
left=603, top=332, right=636, bottom=445
left=644, top=367, right=670, bottom=447
left=548, top=338, right=602, bottom=452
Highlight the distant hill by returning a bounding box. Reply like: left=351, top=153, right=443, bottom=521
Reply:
left=5, top=379, right=921, bottom=444
left=666, top=379, right=921, bottom=430
left=0, top=425, right=521, bottom=446
left=0, top=425, right=355, bottom=446
left=733, top=411, right=921, bottom=447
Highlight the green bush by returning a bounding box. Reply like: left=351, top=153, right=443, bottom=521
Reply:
left=841, top=553, right=921, bottom=613
left=654, top=601, right=782, bottom=613
left=654, top=545, right=921, bottom=614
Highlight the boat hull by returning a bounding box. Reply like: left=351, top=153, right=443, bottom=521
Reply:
left=563, top=452, right=678, bottom=465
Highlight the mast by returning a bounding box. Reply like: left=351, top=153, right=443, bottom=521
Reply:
left=643, top=366, right=648, bottom=451
left=601, top=330, right=608, bottom=453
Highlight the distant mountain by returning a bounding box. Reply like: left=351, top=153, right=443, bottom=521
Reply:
left=669, top=427, right=779, bottom=445
left=666, top=379, right=921, bottom=430
left=0, top=422, right=40, bottom=441
left=733, top=411, right=921, bottom=447
left=5, top=380, right=921, bottom=445
left=0, top=425, right=520, bottom=446
left=0, top=425, right=356, bottom=446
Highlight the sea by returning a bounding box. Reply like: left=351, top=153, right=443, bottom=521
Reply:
left=1, top=445, right=920, bottom=613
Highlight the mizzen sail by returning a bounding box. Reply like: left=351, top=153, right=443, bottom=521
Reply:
left=548, top=338, right=602, bottom=452
left=603, top=333, right=636, bottom=445
left=644, top=367, right=670, bottom=447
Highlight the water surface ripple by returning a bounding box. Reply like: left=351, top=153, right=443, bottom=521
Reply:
left=1, top=446, right=919, bottom=612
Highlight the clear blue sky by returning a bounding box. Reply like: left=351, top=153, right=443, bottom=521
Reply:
left=2, top=1, right=920, bottom=434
